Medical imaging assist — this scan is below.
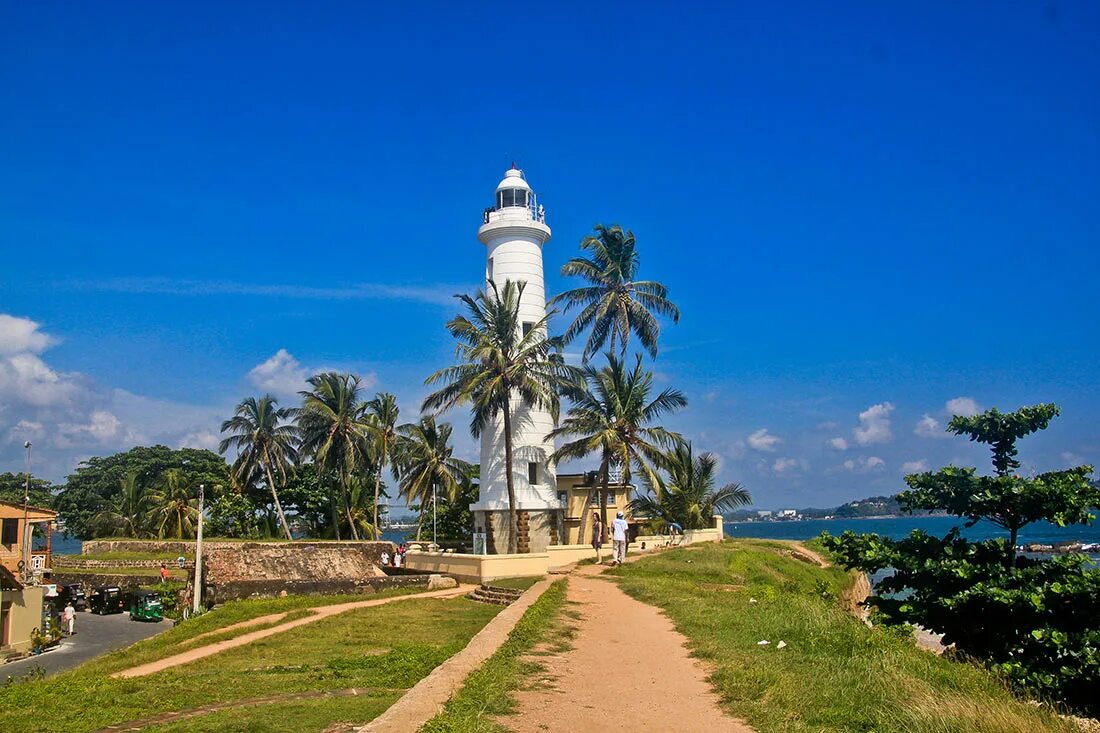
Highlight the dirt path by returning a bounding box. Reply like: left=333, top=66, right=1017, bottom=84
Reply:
left=505, top=562, right=754, bottom=732
left=112, top=585, right=474, bottom=679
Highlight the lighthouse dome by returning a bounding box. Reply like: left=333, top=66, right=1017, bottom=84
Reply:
left=495, top=168, right=532, bottom=192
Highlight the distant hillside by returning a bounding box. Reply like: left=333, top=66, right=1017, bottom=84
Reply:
left=723, top=494, right=938, bottom=520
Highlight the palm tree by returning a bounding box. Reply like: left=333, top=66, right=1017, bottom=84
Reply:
left=344, top=472, right=380, bottom=540
left=550, top=224, right=680, bottom=361
left=218, top=395, right=298, bottom=540
left=629, top=442, right=751, bottom=531
left=148, top=469, right=200, bottom=539
left=297, top=372, right=372, bottom=540
left=548, top=352, right=687, bottom=543
left=393, top=416, right=474, bottom=542
left=423, top=280, right=577, bottom=553
left=365, top=393, right=400, bottom=540
left=91, top=471, right=150, bottom=538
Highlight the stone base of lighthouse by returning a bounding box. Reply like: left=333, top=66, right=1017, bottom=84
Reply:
left=472, top=509, right=563, bottom=554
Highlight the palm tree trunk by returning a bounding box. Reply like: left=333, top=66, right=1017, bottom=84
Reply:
left=577, top=488, right=594, bottom=547
left=342, top=470, right=360, bottom=540
left=598, top=456, right=611, bottom=544
left=264, top=464, right=294, bottom=541
left=330, top=491, right=341, bottom=540
left=373, top=449, right=384, bottom=541
left=415, top=507, right=424, bottom=542
left=502, top=404, right=519, bottom=554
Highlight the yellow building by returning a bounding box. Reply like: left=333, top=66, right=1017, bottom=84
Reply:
left=0, top=499, right=57, bottom=581
left=554, top=472, right=635, bottom=546
left=1, top=566, right=45, bottom=656
left=0, top=499, right=57, bottom=657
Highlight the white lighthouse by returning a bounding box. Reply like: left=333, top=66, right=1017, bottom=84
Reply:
left=470, top=166, right=561, bottom=553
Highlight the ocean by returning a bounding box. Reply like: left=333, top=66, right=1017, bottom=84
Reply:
left=725, top=515, right=1100, bottom=564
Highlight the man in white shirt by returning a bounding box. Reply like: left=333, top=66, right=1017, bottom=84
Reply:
left=611, top=511, right=630, bottom=565
left=63, top=601, right=76, bottom=636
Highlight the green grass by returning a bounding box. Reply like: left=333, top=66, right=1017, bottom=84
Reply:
left=421, top=579, right=569, bottom=732
left=87, top=585, right=430, bottom=674
left=483, top=576, right=540, bottom=591
left=0, top=590, right=501, bottom=733
left=604, top=539, right=1076, bottom=733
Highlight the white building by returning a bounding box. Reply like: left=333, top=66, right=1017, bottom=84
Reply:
left=469, top=167, right=561, bottom=553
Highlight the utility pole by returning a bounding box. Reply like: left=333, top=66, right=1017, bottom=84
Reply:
left=192, top=484, right=204, bottom=616
left=22, top=441, right=31, bottom=582
left=432, top=482, right=438, bottom=547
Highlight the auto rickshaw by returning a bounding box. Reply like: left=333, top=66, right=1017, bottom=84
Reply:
left=128, top=589, right=163, bottom=622
left=88, top=586, right=126, bottom=615
left=57, top=582, right=88, bottom=612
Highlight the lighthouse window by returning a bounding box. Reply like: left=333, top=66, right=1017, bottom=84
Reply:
left=487, top=257, right=494, bottom=281
left=522, top=321, right=534, bottom=337
left=497, top=189, right=528, bottom=208
left=528, top=462, right=539, bottom=484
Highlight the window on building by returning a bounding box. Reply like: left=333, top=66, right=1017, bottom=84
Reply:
left=487, top=257, right=494, bottom=282
left=528, top=462, right=539, bottom=484
left=589, top=491, right=616, bottom=507
left=522, top=321, right=534, bottom=337
left=1, top=518, right=18, bottom=546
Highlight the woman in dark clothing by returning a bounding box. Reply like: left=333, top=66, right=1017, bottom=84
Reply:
left=591, top=513, right=604, bottom=564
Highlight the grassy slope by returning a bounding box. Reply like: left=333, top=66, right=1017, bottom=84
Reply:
left=421, top=579, right=569, bottom=732
left=606, top=539, right=1075, bottom=733
left=0, top=592, right=501, bottom=733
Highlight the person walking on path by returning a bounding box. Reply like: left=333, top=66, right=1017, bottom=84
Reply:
left=591, top=513, right=604, bottom=564
left=63, top=601, right=76, bottom=636
left=159, top=563, right=170, bottom=583
left=380, top=550, right=391, bottom=568
left=611, top=511, right=629, bottom=565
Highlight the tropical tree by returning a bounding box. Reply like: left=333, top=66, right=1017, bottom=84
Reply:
left=218, top=395, right=298, bottom=540
left=550, top=224, right=680, bottom=361
left=297, top=372, right=373, bottom=540
left=365, top=392, right=400, bottom=540
left=90, top=471, right=150, bottom=538
left=423, top=280, right=576, bottom=552
left=394, top=416, right=474, bottom=542
left=628, top=442, right=751, bottom=531
left=549, top=352, right=687, bottom=542
left=148, top=469, right=200, bottom=539
left=823, top=403, right=1099, bottom=715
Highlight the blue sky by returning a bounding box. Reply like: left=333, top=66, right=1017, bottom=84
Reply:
left=1, top=2, right=1098, bottom=508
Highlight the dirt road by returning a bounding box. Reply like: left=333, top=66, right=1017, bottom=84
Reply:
left=505, top=562, right=753, bottom=732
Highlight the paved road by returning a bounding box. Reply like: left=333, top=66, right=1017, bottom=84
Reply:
left=1, top=610, right=169, bottom=679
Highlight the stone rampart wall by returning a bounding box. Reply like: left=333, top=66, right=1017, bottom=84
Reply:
left=82, top=540, right=195, bottom=555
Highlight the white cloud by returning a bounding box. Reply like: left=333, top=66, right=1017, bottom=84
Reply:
left=747, top=428, right=782, bottom=452
left=248, top=349, right=311, bottom=396
left=841, top=456, right=886, bottom=474
left=772, top=457, right=807, bottom=475
left=901, top=459, right=930, bottom=473
left=247, top=348, right=376, bottom=398
left=0, top=315, right=56, bottom=355
left=78, top=277, right=466, bottom=307
left=828, top=437, right=849, bottom=450
left=854, top=402, right=894, bottom=446
left=1060, top=451, right=1086, bottom=466
left=179, top=430, right=221, bottom=451
left=914, top=414, right=950, bottom=439
left=946, top=397, right=979, bottom=418
left=0, top=312, right=240, bottom=480
left=57, top=410, right=122, bottom=446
